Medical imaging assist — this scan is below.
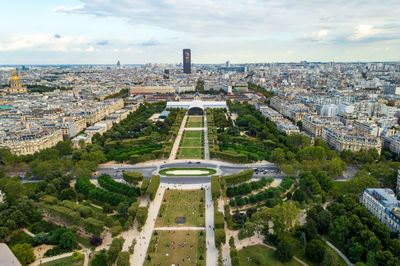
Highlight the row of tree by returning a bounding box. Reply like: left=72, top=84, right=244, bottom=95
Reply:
left=98, top=174, right=140, bottom=197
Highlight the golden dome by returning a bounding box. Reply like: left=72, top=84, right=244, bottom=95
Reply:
left=11, top=71, right=20, bottom=81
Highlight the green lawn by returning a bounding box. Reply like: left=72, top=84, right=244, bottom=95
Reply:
left=186, top=116, right=203, bottom=128
left=76, top=236, right=92, bottom=248
left=146, top=230, right=205, bottom=266
left=159, top=168, right=217, bottom=176
left=41, top=256, right=83, bottom=266
left=183, top=130, right=203, bottom=138
left=238, top=245, right=301, bottom=266
left=156, top=190, right=205, bottom=227
left=181, top=138, right=202, bottom=147
left=186, top=121, right=203, bottom=127
left=178, top=148, right=203, bottom=159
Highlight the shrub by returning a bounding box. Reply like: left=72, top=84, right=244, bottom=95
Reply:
left=214, top=229, right=226, bottom=248
left=211, top=176, right=221, bottom=200
left=98, top=174, right=140, bottom=197
left=214, top=211, right=225, bottom=229
left=110, top=226, right=123, bottom=237
left=123, top=171, right=143, bottom=185
left=146, top=175, right=160, bottom=200
left=306, top=239, right=326, bottom=262
left=223, top=169, right=254, bottom=185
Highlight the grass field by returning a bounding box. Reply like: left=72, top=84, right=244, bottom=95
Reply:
left=177, top=130, right=204, bottom=159
left=183, top=130, right=203, bottom=138
left=146, top=230, right=205, bottom=266
left=159, top=168, right=217, bottom=176
left=186, top=116, right=204, bottom=128
left=238, top=245, right=301, bottom=266
left=41, top=256, right=84, bottom=266
left=156, top=190, right=205, bottom=227
left=178, top=148, right=203, bottom=159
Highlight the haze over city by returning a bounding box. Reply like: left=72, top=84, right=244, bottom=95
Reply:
left=1, top=0, right=400, bottom=64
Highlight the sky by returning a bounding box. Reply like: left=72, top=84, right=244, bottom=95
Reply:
left=0, top=0, right=399, bottom=64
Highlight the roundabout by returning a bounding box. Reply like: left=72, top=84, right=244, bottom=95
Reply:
left=159, top=167, right=217, bottom=176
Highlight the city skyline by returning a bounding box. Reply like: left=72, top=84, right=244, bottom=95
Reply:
left=1, top=0, right=400, bottom=64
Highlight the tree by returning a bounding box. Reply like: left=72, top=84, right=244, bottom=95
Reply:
left=261, top=201, right=300, bottom=237
left=91, top=250, right=107, bottom=266
left=123, top=171, right=143, bottom=185
left=328, top=158, right=346, bottom=177
left=321, top=248, right=339, bottom=266
left=345, top=170, right=378, bottom=194
left=270, top=148, right=286, bottom=165
left=117, top=251, right=130, bottom=266
left=275, top=237, right=293, bottom=262
left=59, top=229, right=77, bottom=250
left=56, top=140, right=73, bottom=156
left=59, top=187, right=76, bottom=201
left=72, top=251, right=84, bottom=261
left=108, top=237, right=125, bottom=265
left=305, top=239, right=326, bottom=262
left=348, top=242, right=365, bottom=262
left=329, top=215, right=350, bottom=247
left=11, top=243, right=35, bottom=266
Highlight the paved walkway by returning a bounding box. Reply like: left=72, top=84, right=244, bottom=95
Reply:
left=30, top=252, right=73, bottom=266
left=23, top=228, right=35, bottom=238
left=218, top=198, right=232, bottom=266
left=169, top=115, right=188, bottom=161
left=205, top=186, right=217, bottom=266
left=130, top=185, right=166, bottom=265
left=154, top=227, right=204, bottom=230
left=325, top=240, right=353, bottom=266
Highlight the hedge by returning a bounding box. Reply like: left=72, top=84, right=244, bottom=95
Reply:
left=211, top=176, right=221, bottom=200
left=98, top=174, right=140, bottom=197
left=214, top=211, right=225, bottom=229
left=136, top=206, right=148, bottom=231
left=210, top=150, right=248, bottom=164
left=140, top=179, right=150, bottom=195
left=75, top=176, right=128, bottom=206
left=223, top=169, right=254, bottom=185
left=146, top=175, right=160, bottom=201
left=41, top=203, right=81, bottom=225
left=226, top=177, right=273, bottom=198
left=83, top=217, right=104, bottom=236
left=214, top=228, right=226, bottom=248
left=122, top=171, right=143, bottom=185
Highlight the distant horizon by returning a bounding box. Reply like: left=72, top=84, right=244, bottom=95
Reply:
left=1, top=60, right=400, bottom=67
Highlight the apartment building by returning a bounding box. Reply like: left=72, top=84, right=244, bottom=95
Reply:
left=302, top=115, right=343, bottom=138
left=362, top=188, right=400, bottom=232
left=321, top=126, right=381, bottom=154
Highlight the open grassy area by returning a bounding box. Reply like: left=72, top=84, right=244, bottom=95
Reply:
left=238, top=245, right=301, bottom=266
left=177, top=130, right=204, bottom=159
left=186, top=116, right=204, bottom=128
left=159, top=168, right=217, bottom=176
left=156, top=190, right=205, bottom=227
left=76, top=235, right=92, bottom=248
left=181, top=138, right=201, bottom=147
left=41, top=256, right=83, bottom=266
left=183, top=130, right=203, bottom=138
left=146, top=230, right=205, bottom=266
left=178, top=148, right=204, bottom=159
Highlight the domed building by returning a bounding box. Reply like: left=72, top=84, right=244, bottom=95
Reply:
left=4, top=71, right=27, bottom=94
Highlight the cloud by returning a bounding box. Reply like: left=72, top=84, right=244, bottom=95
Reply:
left=54, top=34, right=61, bottom=39
left=55, top=0, right=400, bottom=41
left=85, top=46, right=94, bottom=52
left=96, top=40, right=110, bottom=45
left=0, top=34, right=87, bottom=51
left=135, top=38, right=162, bottom=47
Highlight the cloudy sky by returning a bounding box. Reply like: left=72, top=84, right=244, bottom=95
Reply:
left=1, top=0, right=399, bottom=64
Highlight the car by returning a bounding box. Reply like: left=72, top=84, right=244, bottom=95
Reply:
left=188, top=161, right=192, bottom=164
left=196, top=162, right=200, bottom=164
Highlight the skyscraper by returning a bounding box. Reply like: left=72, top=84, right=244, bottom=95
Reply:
left=183, top=49, right=191, bottom=74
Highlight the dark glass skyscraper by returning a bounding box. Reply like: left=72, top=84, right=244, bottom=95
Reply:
left=183, top=49, right=191, bottom=74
